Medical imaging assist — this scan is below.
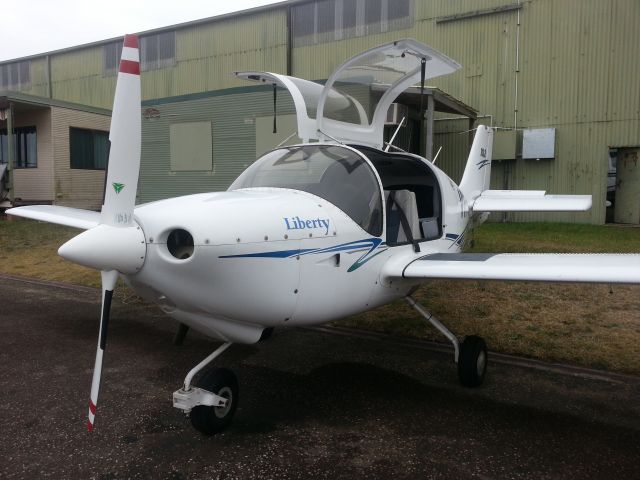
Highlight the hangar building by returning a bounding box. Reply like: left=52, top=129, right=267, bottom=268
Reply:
left=1, top=0, right=638, bottom=224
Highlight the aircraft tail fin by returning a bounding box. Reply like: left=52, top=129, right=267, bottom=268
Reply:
left=459, top=126, right=493, bottom=201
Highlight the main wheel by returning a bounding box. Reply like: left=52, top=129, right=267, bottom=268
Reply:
left=190, top=368, right=238, bottom=435
left=457, top=335, right=487, bottom=388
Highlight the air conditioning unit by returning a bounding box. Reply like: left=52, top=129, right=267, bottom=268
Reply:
left=385, top=103, right=409, bottom=126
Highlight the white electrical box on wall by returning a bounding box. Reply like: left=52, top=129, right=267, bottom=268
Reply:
left=522, top=128, right=556, bottom=159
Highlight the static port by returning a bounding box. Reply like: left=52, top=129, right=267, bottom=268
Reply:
left=167, top=229, right=194, bottom=260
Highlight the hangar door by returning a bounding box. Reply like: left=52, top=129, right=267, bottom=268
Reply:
left=614, top=148, right=640, bottom=224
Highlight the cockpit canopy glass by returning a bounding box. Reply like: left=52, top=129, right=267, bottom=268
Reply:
left=323, top=44, right=426, bottom=126
left=230, top=145, right=383, bottom=236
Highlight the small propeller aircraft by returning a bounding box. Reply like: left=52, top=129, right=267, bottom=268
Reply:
left=7, top=36, right=640, bottom=435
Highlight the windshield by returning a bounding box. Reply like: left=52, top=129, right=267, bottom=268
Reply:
left=230, top=145, right=383, bottom=236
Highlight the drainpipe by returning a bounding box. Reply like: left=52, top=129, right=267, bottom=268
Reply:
left=286, top=6, right=293, bottom=75
left=507, top=1, right=522, bottom=223
left=46, top=55, right=53, bottom=98
left=6, top=102, right=15, bottom=205
left=514, top=0, right=521, bottom=130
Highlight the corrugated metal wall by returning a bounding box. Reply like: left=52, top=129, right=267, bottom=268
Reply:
left=290, top=0, right=640, bottom=223
left=38, top=9, right=288, bottom=110
left=5, top=0, right=639, bottom=223
left=138, top=87, right=295, bottom=203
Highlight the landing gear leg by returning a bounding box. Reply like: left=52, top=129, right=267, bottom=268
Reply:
left=173, top=322, right=189, bottom=346
left=405, top=296, right=487, bottom=387
left=173, top=342, right=238, bottom=434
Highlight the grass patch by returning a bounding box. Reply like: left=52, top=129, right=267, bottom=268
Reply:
left=0, top=219, right=101, bottom=287
left=1, top=217, right=639, bottom=374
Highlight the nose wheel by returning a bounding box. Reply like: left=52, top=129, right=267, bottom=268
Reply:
left=189, top=368, right=238, bottom=435
left=173, top=342, right=239, bottom=435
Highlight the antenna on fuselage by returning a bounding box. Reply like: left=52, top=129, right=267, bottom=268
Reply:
left=384, top=117, right=406, bottom=152
left=432, top=146, right=443, bottom=164
left=317, top=129, right=344, bottom=145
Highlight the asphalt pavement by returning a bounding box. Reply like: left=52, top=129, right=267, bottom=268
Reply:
left=1, top=274, right=639, bottom=479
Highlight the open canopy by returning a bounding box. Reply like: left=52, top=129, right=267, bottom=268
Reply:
left=236, top=39, right=461, bottom=149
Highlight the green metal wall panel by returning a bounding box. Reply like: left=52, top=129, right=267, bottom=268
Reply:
left=21, top=57, right=49, bottom=97
left=138, top=87, right=295, bottom=203
left=35, top=10, right=287, bottom=109
left=50, top=46, right=117, bottom=109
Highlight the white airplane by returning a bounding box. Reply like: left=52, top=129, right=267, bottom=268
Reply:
left=7, top=36, right=640, bottom=435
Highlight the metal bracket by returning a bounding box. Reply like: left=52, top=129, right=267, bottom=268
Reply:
left=172, top=341, right=232, bottom=413
left=405, top=296, right=460, bottom=363
left=173, top=386, right=228, bottom=413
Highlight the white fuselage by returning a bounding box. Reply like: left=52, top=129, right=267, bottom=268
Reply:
left=125, top=152, right=471, bottom=344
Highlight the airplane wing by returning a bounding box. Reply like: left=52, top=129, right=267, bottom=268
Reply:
left=387, top=252, right=640, bottom=284
left=6, top=205, right=100, bottom=230
left=472, top=190, right=592, bottom=212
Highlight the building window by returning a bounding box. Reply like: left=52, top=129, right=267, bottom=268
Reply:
left=0, top=61, right=31, bottom=90
left=70, top=128, right=110, bottom=170
left=292, top=0, right=413, bottom=47
left=140, top=31, right=176, bottom=71
left=103, top=41, right=124, bottom=76
left=0, top=126, right=37, bottom=168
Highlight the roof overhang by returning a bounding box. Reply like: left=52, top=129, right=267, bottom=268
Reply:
left=0, top=91, right=111, bottom=116
left=376, top=85, right=477, bottom=119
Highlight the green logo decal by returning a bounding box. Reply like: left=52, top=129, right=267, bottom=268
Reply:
left=112, top=182, right=125, bottom=194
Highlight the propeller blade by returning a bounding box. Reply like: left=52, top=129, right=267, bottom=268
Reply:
left=101, top=33, right=141, bottom=227
left=87, top=270, right=118, bottom=432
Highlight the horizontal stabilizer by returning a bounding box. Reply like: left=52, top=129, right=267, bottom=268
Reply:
left=399, top=253, right=640, bottom=284
left=6, top=205, right=100, bottom=230
left=473, top=190, right=592, bottom=212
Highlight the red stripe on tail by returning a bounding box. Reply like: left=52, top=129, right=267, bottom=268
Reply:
left=87, top=420, right=94, bottom=432
left=89, top=400, right=97, bottom=415
left=123, top=34, right=138, bottom=49
left=119, top=60, right=140, bottom=75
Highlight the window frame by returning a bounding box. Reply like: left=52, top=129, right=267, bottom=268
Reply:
left=69, top=127, right=110, bottom=171
left=140, top=31, right=176, bottom=72
left=103, top=41, right=124, bottom=77
left=292, top=0, right=413, bottom=47
left=0, top=126, right=37, bottom=169
left=0, top=61, right=31, bottom=90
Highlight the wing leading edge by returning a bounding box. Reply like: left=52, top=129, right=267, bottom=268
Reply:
left=6, top=205, right=100, bottom=230
left=394, top=253, right=640, bottom=284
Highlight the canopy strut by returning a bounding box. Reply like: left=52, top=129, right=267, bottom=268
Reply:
left=418, top=57, right=426, bottom=150
left=272, top=83, right=277, bottom=134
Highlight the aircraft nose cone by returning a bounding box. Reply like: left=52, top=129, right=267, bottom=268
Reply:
left=58, top=224, right=146, bottom=274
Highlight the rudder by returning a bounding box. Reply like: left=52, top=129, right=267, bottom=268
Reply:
left=459, top=126, right=494, bottom=201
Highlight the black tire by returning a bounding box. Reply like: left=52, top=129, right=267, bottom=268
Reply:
left=457, top=335, right=488, bottom=388
left=190, top=368, right=238, bottom=435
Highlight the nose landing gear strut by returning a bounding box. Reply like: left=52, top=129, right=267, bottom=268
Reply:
left=173, top=342, right=239, bottom=434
